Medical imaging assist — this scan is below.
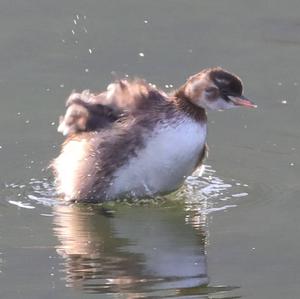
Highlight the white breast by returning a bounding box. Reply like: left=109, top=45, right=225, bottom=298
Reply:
left=107, top=119, right=207, bottom=199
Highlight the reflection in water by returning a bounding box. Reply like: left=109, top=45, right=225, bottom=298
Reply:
left=6, top=166, right=245, bottom=298
left=53, top=203, right=209, bottom=298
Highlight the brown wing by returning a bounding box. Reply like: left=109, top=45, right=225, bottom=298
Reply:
left=60, top=79, right=168, bottom=136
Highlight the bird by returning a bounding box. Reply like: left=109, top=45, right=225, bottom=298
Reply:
left=51, top=67, right=256, bottom=202
left=57, top=90, right=118, bottom=136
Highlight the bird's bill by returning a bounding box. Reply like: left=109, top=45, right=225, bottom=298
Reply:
left=228, top=95, right=257, bottom=108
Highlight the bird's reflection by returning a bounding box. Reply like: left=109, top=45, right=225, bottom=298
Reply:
left=53, top=201, right=209, bottom=297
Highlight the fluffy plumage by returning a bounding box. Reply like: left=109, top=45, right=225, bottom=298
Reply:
left=51, top=67, right=254, bottom=202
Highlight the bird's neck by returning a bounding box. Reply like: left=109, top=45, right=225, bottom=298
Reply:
left=173, top=88, right=207, bottom=123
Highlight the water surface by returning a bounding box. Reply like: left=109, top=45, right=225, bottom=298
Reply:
left=1, top=0, right=300, bottom=298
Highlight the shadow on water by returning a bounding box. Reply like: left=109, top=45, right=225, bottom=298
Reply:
left=5, top=166, right=247, bottom=298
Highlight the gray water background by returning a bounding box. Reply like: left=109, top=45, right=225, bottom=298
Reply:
left=1, top=0, right=300, bottom=298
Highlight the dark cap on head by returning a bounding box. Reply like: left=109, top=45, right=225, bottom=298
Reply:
left=209, top=68, right=243, bottom=97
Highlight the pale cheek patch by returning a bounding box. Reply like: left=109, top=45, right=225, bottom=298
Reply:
left=206, top=97, right=235, bottom=110
left=186, top=77, right=218, bottom=107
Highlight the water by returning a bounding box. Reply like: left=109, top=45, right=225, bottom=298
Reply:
left=1, top=0, right=300, bottom=298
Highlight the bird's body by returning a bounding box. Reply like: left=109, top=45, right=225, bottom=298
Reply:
left=51, top=67, right=255, bottom=202
left=107, top=116, right=207, bottom=199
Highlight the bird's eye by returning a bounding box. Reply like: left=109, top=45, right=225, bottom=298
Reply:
left=205, top=87, right=218, bottom=99
left=205, top=87, right=217, bottom=93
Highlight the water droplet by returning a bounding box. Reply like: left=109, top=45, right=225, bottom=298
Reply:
left=88, top=48, right=93, bottom=54
left=139, top=52, right=145, bottom=57
left=25, top=120, right=30, bottom=124
left=60, top=84, right=64, bottom=88
left=51, top=122, right=55, bottom=126
left=41, top=213, right=53, bottom=217
left=290, top=162, right=295, bottom=166
left=73, top=19, right=77, bottom=25
left=165, top=84, right=169, bottom=88
left=71, top=30, right=75, bottom=35
left=144, top=19, right=148, bottom=24
left=281, top=100, right=287, bottom=104
left=17, top=112, right=21, bottom=116
left=85, top=68, right=89, bottom=73
left=232, top=193, right=248, bottom=198
left=76, top=14, right=80, bottom=20
left=0, top=146, right=2, bottom=149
